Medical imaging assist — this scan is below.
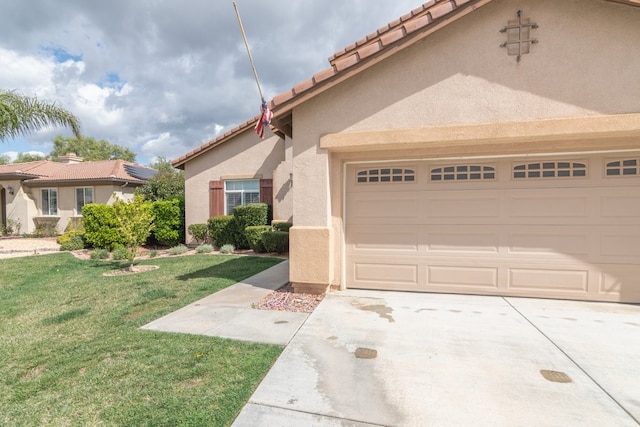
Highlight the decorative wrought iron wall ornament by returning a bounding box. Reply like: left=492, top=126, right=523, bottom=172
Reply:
left=500, top=10, right=538, bottom=62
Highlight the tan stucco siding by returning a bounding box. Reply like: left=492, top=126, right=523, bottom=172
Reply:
left=183, top=130, right=286, bottom=241
left=289, top=0, right=640, bottom=290
left=2, top=181, right=31, bottom=234
left=328, top=0, right=640, bottom=133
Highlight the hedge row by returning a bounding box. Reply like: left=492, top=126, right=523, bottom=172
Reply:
left=204, top=204, right=291, bottom=254
left=208, top=203, right=269, bottom=249
left=80, top=198, right=184, bottom=250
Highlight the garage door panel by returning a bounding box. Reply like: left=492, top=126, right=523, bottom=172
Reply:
left=349, top=225, right=420, bottom=252
left=598, top=264, right=640, bottom=300
left=507, top=193, right=590, bottom=219
left=507, top=227, right=590, bottom=257
left=350, top=193, right=420, bottom=221
left=348, top=191, right=422, bottom=225
left=426, top=226, right=500, bottom=253
left=428, top=194, right=500, bottom=218
left=350, top=259, right=421, bottom=290
left=601, top=188, right=640, bottom=218
left=507, top=267, right=589, bottom=293
left=427, top=265, right=498, bottom=289
left=600, top=230, right=640, bottom=258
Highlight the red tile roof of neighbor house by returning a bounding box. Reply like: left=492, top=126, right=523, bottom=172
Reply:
left=171, top=0, right=640, bottom=168
left=0, top=159, right=156, bottom=185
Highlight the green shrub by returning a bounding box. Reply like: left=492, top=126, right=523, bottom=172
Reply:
left=208, top=215, right=237, bottom=248
left=57, top=228, right=85, bottom=245
left=90, top=249, right=110, bottom=260
left=188, top=223, right=209, bottom=244
left=82, top=203, right=126, bottom=249
left=59, top=234, right=85, bottom=251
left=272, top=221, right=293, bottom=232
left=151, top=199, right=184, bottom=247
left=167, top=244, right=189, bottom=255
left=219, top=244, right=235, bottom=254
left=208, top=204, right=269, bottom=250
left=261, top=231, right=289, bottom=254
left=232, top=203, right=269, bottom=249
left=112, top=246, right=130, bottom=260
left=233, top=203, right=268, bottom=227
left=149, top=250, right=158, bottom=258
left=195, top=244, right=213, bottom=254
left=245, top=225, right=271, bottom=253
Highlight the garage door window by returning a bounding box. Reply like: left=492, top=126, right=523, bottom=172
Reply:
left=513, top=162, right=586, bottom=179
left=606, top=159, right=639, bottom=176
left=357, top=168, right=415, bottom=183
left=431, top=165, right=496, bottom=181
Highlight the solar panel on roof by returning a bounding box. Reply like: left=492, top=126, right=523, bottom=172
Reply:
left=124, top=164, right=158, bottom=180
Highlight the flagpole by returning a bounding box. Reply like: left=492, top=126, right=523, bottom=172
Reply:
left=233, top=1, right=265, bottom=103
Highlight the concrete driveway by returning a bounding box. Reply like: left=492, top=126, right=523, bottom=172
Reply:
left=234, top=290, right=640, bottom=426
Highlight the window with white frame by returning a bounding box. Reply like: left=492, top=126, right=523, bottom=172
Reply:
left=76, top=187, right=94, bottom=214
left=225, top=180, right=260, bottom=215
left=41, top=188, right=58, bottom=216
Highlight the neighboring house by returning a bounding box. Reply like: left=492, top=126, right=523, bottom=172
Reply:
left=0, top=153, right=157, bottom=234
left=173, top=0, right=640, bottom=303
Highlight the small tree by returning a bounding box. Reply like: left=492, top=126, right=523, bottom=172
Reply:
left=112, top=195, right=155, bottom=271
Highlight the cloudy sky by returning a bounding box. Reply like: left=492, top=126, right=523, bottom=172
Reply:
left=1, top=0, right=422, bottom=165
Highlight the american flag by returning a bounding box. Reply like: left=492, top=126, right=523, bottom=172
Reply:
left=254, top=100, right=273, bottom=139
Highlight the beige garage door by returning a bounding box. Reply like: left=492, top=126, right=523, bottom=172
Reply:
left=345, top=154, right=640, bottom=302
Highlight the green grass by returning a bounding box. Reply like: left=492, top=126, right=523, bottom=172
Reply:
left=0, top=253, right=284, bottom=426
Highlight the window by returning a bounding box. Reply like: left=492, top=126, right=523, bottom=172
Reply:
left=41, top=188, right=58, bottom=216
left=606, top=159, right=639, bottom=176
left=431, top=165, right=496, bottom=181
left=76, top=187, right=94, bottom=214
left=513, top=162, right=586, bottom=179
left=357, top=168, right=415, bottom=183
left=225, top=180, right=260, bottom=214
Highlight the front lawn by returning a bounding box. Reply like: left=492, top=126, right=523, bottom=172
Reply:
left=0, top=253, right=284, bottom=426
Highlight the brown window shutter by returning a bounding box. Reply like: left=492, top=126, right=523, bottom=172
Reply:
left=209, top=180, right=224, bottom=217
left=260, top=179, right=273, bottom=205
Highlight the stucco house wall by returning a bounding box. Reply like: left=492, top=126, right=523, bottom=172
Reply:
left=182, top=129, right=290, bottom=244
left=288, top=0, right=640, bottom=290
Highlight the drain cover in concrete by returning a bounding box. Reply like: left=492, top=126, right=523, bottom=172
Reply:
left=540, top=370, right=572, bottom=383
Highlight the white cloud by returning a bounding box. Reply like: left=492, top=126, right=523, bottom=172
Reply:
left=0, top=0, right=421, bottom=164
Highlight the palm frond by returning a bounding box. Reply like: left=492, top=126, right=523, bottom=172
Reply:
left=0, top=90, right=81, bottom=141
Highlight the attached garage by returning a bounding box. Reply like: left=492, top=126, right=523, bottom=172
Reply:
left=345, top=153, right=640, bottom=302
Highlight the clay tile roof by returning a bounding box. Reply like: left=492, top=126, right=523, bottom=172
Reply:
left=0, top=160, right=156, bottom=185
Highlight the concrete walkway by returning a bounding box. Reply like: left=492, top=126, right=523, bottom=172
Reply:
left=141, top=261, right=309, bottom=345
